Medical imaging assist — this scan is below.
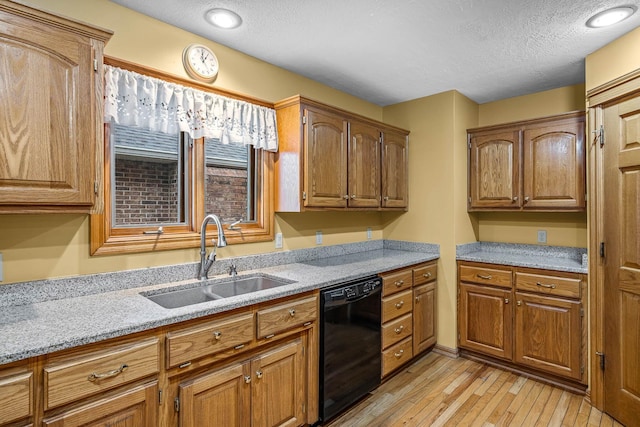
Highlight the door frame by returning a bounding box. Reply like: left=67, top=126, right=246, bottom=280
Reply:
left=586, top=67, right=640, bottom=409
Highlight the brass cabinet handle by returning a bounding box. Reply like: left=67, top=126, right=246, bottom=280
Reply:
left=256, top=370, right=263, bottom=379
left=395, top=301, right=404, bottom=309
left=244, top=375, right=251, bottom=384
left=504, top=298, right=510, bottom=304
left=477, top=274, right=492, bottom=280
left=423, top=272, right=432, bottom=278
left=213, top=331, right=222, bottom=340
left=536, top=282, right=557, bottom=289
left=87, top=364, right=128, bottom=382
left=394, top=349, right=404, bottom=358
left=394, top=280, right=404, bottom=287
left=394, top=325, right=404, bottom=334
left=288, top=308, right=296, bottom=317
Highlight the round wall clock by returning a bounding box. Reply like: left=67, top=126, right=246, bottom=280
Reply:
left=182, top=44, right=219, bottom=82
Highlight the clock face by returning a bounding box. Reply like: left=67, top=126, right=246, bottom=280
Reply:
left=183, top=44, right=219, bottom=82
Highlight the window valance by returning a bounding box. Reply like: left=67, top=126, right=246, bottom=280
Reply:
left=104, top=65, right=278, bottom=151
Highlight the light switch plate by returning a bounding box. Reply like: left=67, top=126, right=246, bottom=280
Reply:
left=275, top=233, right=283, bottom=249
left=537, top=230, right=547, bottom=244
left=367, top=227, right=372, bottom=240
left=316, top=231, right=323, bottom=245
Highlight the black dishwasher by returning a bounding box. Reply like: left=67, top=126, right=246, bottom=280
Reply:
left=319, top=275, right=382, bottom=423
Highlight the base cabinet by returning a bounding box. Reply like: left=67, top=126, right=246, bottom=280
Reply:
left=42, top=382, right=158, bottom=427
left=178, top=338, right=305, bottom=427
left=457, top=261, right=586, bottom=387
left=380, top=261, right=437, bottom=378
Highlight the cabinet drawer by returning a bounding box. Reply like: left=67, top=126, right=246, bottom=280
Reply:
left=515, top=272, right=581, bottom=298
left=382, top=290, right=413, bottom=322
left=382, top=313, right=413, bottom=350
left=0, top=370, right=32, bottom=424
left=167, top=312, right=254, bottom=368
left=381, top=269, right=413, bottom=296
left=257, top=295, right=317, bottom=339
left=44, top=338, right=159, bottom=410
left=459, top=265, right=512, bottom=288
left=382, top=337, right=413, bottom=377
left=414, top=263, right=437, bottom=286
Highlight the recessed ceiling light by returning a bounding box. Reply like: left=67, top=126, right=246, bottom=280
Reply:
left=205, top=8, right=242, bottom=29
left=586, top=6, right=636, bottom=28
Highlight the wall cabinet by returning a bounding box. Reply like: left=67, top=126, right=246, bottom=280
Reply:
left=274, top=95, right=409, bottom=211
left=379, top=261, right=437, bottom=378
left=457, top=261, right=586, bottom=388
left=0, top=1, right=112, bottom=213
left=467, top=111, right=585, bottom=212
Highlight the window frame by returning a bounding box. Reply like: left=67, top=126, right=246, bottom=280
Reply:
left=90, top=57, right=274, bottom=255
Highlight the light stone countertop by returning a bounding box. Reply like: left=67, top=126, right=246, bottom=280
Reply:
left=456, top=242, right=588, bottom=274
left=0, top=240, right=439, bottom=365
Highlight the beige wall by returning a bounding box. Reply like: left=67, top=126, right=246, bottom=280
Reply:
left=586, top=26, right=640, bottom=91
left=475, top=84, right=588, bottom=248
left=383, top=90, right=478, bottom=350
left=0, top=0, right=389, bottom=284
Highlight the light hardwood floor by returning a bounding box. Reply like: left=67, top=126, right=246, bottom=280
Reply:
left=326, top=351, right=624, bottom=427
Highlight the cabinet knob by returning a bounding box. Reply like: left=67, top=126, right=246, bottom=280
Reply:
left=343, top=195, right=350, bottom=199
left=423, top=272, right=432, bottom=279
left=415, top=296, right=420, bottom=303
left=524, top=196, right=530, bottom=203
left=394, top=349, right=404, bottom=359
left=395, top=301, right=404, bottom=309
left=394, top=325, right=404, bottom=334
left=244, top=375, right=251, bottom=384
left=351, top=195, right=356, bottom=199
left=517, top=301, right=522, bottom=306
left=256, top=370, right=263, bottom=379
left=513, top=196, right=518, bottom=202
left=504, top=298, right=510, bottom=304
left=383, top=196, right=389, bottom=201
left=289, top=308, right=296, bottom=317
left=395, top=280, right=404, bottom=287
left=213, top=331, right=222, bottom=340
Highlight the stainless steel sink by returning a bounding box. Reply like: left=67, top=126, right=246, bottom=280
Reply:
left=143, top=275, right=295, bottom=309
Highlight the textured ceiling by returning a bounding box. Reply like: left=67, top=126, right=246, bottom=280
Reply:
left=112, top=0, right=640, bottom=106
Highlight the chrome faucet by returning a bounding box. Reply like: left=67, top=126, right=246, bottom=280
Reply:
left=199, top=214, right=228, bottom=280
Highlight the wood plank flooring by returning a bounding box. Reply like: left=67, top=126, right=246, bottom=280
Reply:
left=326, top=352, right=624, bottom=427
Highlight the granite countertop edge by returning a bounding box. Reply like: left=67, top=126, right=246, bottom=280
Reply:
left=0, top=241, right=439, bottom=365
left=456, top=242, right=588, bottom=274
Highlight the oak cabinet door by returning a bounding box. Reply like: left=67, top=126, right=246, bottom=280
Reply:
left=468, top=130, right=521, bottom=210
left=522, top=117, right=585, bottom=210
left=348, top=120, right=381, bottom=208
left=458, top=282, right=513, bottom=360
left=42, top=382, right=158, bottom=427
left=251, top=338, right=305, bottom=427
left=381, top=129, right=408, bottom=208
left=413, top=282, right=436, bottom=354
left=178, top=362, right=251, bottom=427
left=0, top=3, right=110, bottom=210
left=303, top=108, right=348, bottom=208
left=514, top=292, right=583, bottom=381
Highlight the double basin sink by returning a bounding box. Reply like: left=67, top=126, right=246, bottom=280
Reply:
left=143, top=274, right=295, bottom=309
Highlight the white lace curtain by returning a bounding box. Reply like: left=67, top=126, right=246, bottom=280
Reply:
left=103, top=65, right=278, bottom=151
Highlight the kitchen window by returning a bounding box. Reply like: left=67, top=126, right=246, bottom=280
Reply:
left=90, top=58, right=276, bottom=255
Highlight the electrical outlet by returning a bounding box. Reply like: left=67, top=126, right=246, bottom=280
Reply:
left=316, top=231, right=323, bottom=245
left=275, top=233, right=283, bottom=249
left=537, top=230, right=547, bottom=244
left=367, top=227, right=372, bottom=240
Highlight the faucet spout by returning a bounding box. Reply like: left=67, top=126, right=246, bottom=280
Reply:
left=199, top=214, right=228, bottom=280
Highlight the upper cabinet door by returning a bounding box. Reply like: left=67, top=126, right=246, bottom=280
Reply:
left=348, top=120, right=381, bottom=208
left=381, top=129, right=409, bottom=209
left=522, top=116, right=585, bottom=210
left=468, top=130, right=521, bottom=210
left=0, top=3, right=111, bottom=212
left=303, top=108, right=348, bottom=208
